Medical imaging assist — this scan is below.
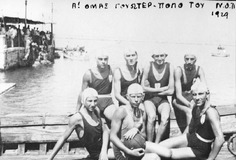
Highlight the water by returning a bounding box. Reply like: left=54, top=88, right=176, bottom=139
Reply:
left=0, top=41, right=235, bottom=115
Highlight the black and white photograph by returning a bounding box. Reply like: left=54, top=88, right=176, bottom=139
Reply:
left=0, top=0, right=235, bottom=160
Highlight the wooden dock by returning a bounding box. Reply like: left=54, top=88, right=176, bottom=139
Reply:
left=0, top=104, right=235, bottom=160
left=0, top=83, right=15, bottom=95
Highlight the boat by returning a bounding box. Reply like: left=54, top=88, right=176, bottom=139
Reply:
left=63, top=51, right=89, bottom=61
left=0, top=16, right=55, bottom=71
left=63, top=46, right=89, bottom=61
left=0, top=104, right=235, bottom=160
left=212, top=45, right=230, bottom=57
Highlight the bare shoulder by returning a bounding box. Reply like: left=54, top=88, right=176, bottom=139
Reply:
left=206, top=107, right=220, bottom=121
left=113, top=67, right=121, bottom=79
left=110, top=65, right=117, bottom=74
left=114, top=106, right=127, bottom=118
left=68, top=113, right=83, bottom=126
left=168, top=63, right=174, bottom=70
left=174, top=66, right=182, bottom=76
left=198, top=65, right=205, bottom=74
left=139, top=103, right=145, bottom=112
left=94, top=106, right=101, bottom=118
left=83, top=69, right=92, bottom=80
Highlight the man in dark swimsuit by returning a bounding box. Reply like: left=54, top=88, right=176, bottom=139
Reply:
left=157, top=80, right=224, bottom=160
left=77, top=53, right=117, bottom=125
left=113, top=48, right=143, bottom=106
left=172, top=54, right=208, bottom=133
left=141, top=52, right=174, bottom=143
left=48, top=88, right=114, bottom=160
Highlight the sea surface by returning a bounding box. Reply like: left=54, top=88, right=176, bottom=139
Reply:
left=0, top=40, right=235, bottom=115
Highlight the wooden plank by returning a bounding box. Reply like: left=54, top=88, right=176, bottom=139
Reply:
left=0, top=114, right=70, bottom=128
left=1, top=127, right=78, bottom=144
left=0, top=83, right=15, bottom=95
left=233, top=136, right=236, bottom=152
left=0, top=143, right=234, bottom=160
left=216, top=105, right=236, bottom=116
left=17, top=144, right=25, bottom=155
left=170, top=104, right=236, bottom=120
left=0, top=115, right=235, bottom=144
left=39, top=144, right=47, bottom=155
left=0, top=144, right=3, bottom=156
left=221, top=116, right=236, bottom=134
left=61, top=143, right=69, bottom=154
left=0, top=104, right=234, bottom=128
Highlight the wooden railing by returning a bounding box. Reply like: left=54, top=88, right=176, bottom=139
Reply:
left=0, top=104, right=235, bottom=157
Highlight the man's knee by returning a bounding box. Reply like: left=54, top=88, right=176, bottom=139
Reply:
left=160, top=116, right=170, bottom=126
left=147, top=113, right=157, bottom=123
left=159, top=104, right=170, bottom=125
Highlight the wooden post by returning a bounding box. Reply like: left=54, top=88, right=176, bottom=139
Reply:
left=39, top=143, right=47, bottom=155
left=232, top=136, right=236, bottom=152
left=17, top=144, right=25, bottom=155
left=0, top=119, right=2, bottom=156
left=61, top=142, right=69, bottom=154
left=0, top=144, right=3, bottom=155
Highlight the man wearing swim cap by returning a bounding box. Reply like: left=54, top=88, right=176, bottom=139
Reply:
left=76, top=52, right=118, bottom=126
left=110, top=83, right=174, bottom=160
left=172, top=54, right=208, bottom=133
left=113, top=48, right=143, bottom=106
left=156, top=81, right=224, bottom=160
left=49, top=88, right=113, bottom=160
left=141, top=51, right=174, bottom=143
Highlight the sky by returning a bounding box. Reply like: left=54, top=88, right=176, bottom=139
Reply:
left=0, top=0, right=236, bottom=47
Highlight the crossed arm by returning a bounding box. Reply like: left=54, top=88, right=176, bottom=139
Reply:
left=141, top=63, right=174, bottom=96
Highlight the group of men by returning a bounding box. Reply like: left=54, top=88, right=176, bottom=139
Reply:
left=48, top=49, right=224, bottom=160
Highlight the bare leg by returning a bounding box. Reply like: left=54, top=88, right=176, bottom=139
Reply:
left=159, top=134, right=188, bottom=148
left=144, top=100, right=157, bottom=142
left=145, top=141, right=172, bottom=158
left=142, top=153, right=161, bottom=160
left=147, top=134, right=196, bottom=159
left=172, top=99, right=192, bottom=133
left=155, top=102, right=170, bottom=143
left=171, top=147, right=196, bottom=159
left=108, top=148, right=115, bottom=159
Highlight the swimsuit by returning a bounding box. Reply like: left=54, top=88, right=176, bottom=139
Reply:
left=144, top=62, right=170, bottom=108
left=187, top=106, right=215, bottom=158
left=119, top=68, right=142, bottom=106
left=79, top=112, right=103, bottom=160
left=88, top=66, right=114, bottom=116
left=88, top=66, right=112, bottom=94
left=180, top=65, right=200, bottom=102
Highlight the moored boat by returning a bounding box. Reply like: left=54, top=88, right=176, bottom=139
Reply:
left=212, top=45, right=230, bottom=57
left=62, top=46, right=89, bottom=61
